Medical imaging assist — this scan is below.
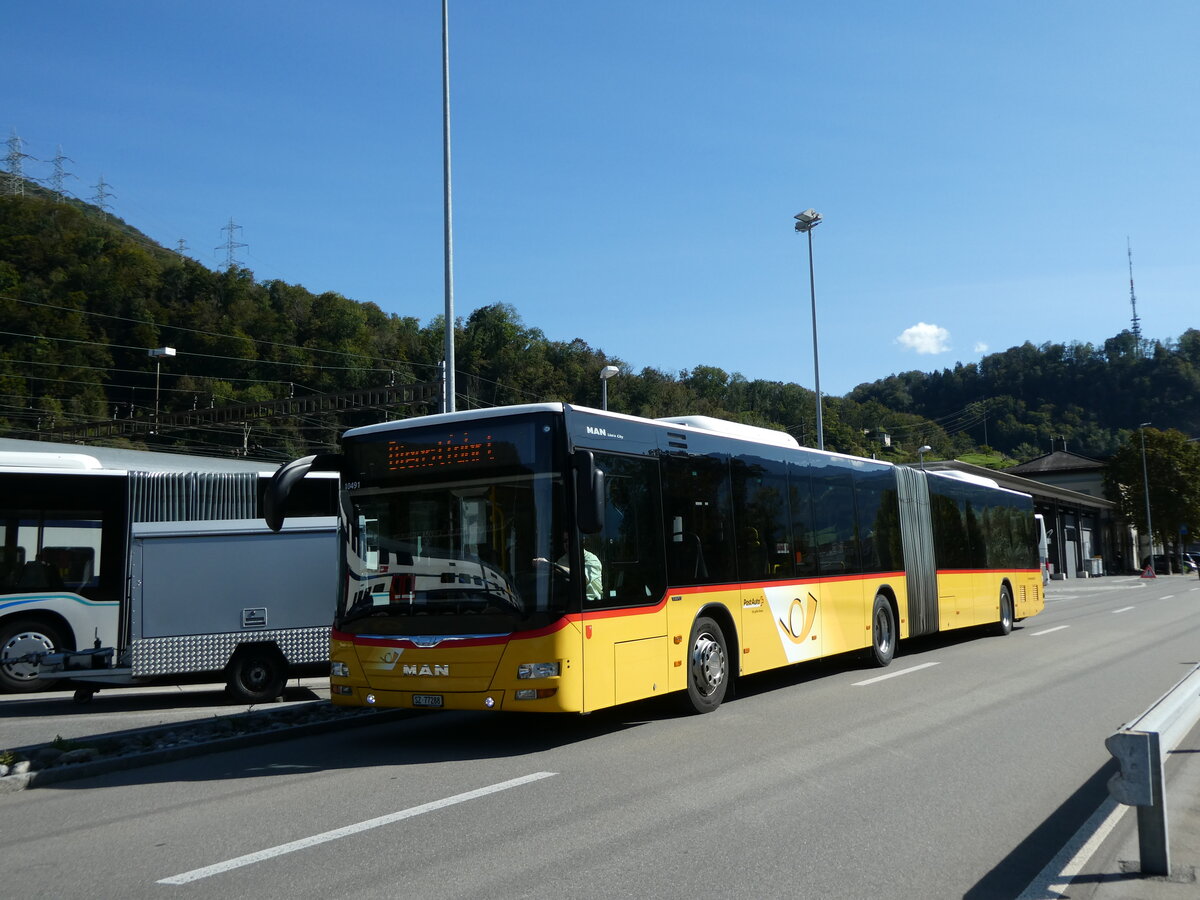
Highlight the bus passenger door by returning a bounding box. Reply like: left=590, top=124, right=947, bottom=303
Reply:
left=579, top=453, right=669, bottom=712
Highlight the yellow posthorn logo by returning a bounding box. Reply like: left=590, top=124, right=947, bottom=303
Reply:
left=778, top=594, right=818, bottom=644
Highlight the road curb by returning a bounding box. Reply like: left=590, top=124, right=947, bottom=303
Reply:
left=0, top=703, right=413, bottom=792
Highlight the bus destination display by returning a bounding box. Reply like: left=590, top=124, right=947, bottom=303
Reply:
left=385, top=432, right=497, bottom=472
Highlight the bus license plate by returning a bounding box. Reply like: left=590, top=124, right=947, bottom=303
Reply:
left=412, top=694, right=443, bottom=708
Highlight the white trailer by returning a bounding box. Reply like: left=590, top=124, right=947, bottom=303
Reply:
left=41, top=517, right=339, bottom=702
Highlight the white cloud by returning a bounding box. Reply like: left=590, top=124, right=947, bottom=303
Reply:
left=896, top=322, right=951, bottom=354
left=974, top=341, right=989, bottom=354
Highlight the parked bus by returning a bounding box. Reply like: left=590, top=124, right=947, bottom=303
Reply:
left=265, top=404, right=1043, bottom=714
left=0, top=444, right=337, bottom=700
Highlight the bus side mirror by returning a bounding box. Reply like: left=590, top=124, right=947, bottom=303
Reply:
left=573, top=450, right=604, bottom=535
left=265, top=453, right=342, bottom=532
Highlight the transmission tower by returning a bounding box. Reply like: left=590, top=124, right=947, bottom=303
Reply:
left=217, top=218, right=248, bottom=269
left=48, top=145, right=76, bottom=202
left=175, top=238, right=190, bottom=257
left=4, top=130, right=36, bottom=196
left=91, top=175, right=116, bottom=218
left=1127, top=237, right=1142, bottom=341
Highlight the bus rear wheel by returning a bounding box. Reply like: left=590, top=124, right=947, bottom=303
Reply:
left=684, top=616, right=729, bottom=714
left=992, top=585, right=1014, bottom=636
left=869, top=594, right=896, bottom=667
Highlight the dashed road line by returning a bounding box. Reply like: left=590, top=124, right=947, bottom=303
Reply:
left=1030, top=625, right=1070, bottom=636
left=1112, top=606, right=1135, bottom=614
left=853, top=661, right=940, bottom=686
left=157, top=771, right=558, bottom=885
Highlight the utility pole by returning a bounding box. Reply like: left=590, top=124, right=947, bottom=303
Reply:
left=91, top=175, right=115, bottom=218
left=4, top=130, right=36, bottom=196
left=217, top=218, right=248, bottom=269
left=48, top=145, right=75, bottom=202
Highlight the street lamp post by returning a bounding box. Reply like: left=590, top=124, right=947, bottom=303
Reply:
left=794, top=209, right=823, bottom=450
left=148, top=346, right=176, bottom=433
left=918, top=445, right=932, bottom=470
left=1141, top=422, right=1155, bottom=574
left=599, top=365, right=619, bottom=411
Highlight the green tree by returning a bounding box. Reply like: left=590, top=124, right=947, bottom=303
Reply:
left=1104, top=428, right=1200, bottom=565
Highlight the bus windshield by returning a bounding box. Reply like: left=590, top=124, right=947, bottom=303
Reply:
left=336, top=415, right=567, bottom=636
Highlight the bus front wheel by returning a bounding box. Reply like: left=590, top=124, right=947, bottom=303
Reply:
left=684, top=616, right=729, bottom=714
left=869, top=595, right=896, bottom=667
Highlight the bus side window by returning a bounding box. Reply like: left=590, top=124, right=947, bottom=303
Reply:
left=662, top=454, right=735, bottom=586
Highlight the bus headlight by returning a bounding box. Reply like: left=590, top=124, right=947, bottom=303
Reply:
left=331, top=661, right=350, bottom=678
left=518, top=662, right=560, bottom=679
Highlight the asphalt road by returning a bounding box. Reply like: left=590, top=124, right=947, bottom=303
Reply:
left=2, top=575, right=1199, bottom=899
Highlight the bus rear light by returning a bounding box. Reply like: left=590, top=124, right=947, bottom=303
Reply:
left=518, top=662, right=560, bottom=679
left=515, top=688, right=558, bottom=701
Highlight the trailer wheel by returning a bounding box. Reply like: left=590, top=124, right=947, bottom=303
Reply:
left=226, top=646, right=287, bottom=703
left=0, top=618, right=65, bottom=693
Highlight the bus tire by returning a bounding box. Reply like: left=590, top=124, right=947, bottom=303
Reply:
left=226, top=645, right=287, bottom=703
left=992, top=585, right=1014, bottom=637
left=869, top=594, right=896, bottom=667
left=0, top=618, right=65, bottom=693
left=684, top=616, right=729, bottom=714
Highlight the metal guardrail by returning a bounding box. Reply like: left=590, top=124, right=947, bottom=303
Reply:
left=1105, top=663, right=1200, bottom=875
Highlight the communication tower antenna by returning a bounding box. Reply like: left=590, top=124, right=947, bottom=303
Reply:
left=4, top=130, right=36, bottom=196
left=1127, top=237, right=1142, bottom=341
left=49, top=145, right=76, bottom=202
left=90, top=175, right=115, bottom=218
left=217, top=218, right=248, bottom=269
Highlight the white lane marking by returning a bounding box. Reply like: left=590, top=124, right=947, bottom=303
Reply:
left=1016, top=797, right=1124, bottom=899
left=1030, top=625, right=1070, bottom=636
left=1161, top=594, right=1175, bottom=600
left=1112, top=606, right=1135, bottom=614
left=853, top=661, right=940, bottom=686
left=158, top=771, right=558, bottom=885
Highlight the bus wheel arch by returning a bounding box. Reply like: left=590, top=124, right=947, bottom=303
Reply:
left=225, top=642, right=288, bottom=703
left=869, top=592, right=897, bottom=667
left=991, top=581, right=1015, bottom=636
left=683, top=608, right=734, bottom=714
left=0, top=613, right=74, bottom=693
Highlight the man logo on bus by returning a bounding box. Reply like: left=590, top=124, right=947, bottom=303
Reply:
left=403, top=663, right=450, bottom=677
left=778, top=594, right=818, bottom=644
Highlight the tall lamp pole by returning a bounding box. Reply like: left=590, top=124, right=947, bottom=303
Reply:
left=794, top=209, right=824, bottom=450
left=148, top=346, right=176, bottom=433
left=918, top=445, right=932, bottom=470
left=1140, top=422, right=1155, bottom=574
left=441, top=0, right=456, bottom=413
left=599, top=365, right=619, bottom=411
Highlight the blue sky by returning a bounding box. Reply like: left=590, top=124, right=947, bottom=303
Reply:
left=7, top=1, right=1198, bottom=396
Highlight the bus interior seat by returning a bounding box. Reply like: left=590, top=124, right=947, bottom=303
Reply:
left=17, top=560, right=64, bottom=591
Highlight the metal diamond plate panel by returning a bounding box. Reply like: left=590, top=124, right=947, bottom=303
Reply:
left=130, top=626, right=330, bottom=677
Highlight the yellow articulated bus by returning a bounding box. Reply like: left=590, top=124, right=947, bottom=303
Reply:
left=265, top=403, right=1043, bottom=714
